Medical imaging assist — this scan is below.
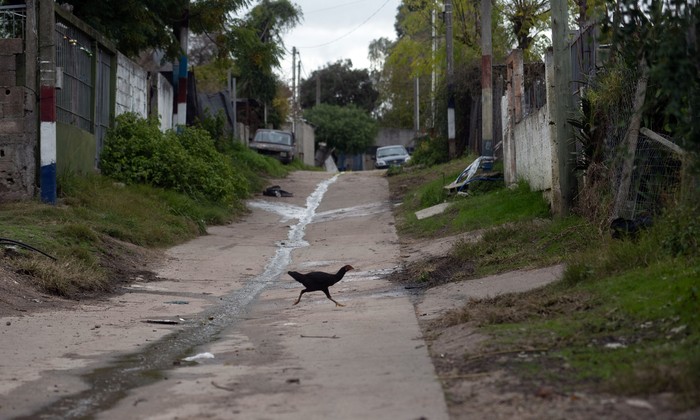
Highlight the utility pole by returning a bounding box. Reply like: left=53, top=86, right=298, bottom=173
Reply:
left=292, top=47, right=297, bottom=131
left=431, top=8, right=437, bottom=129
left=551, top=0, right=575, bottom=215
left=292, top=47, right=297, bottom=108
left=232, top=76, right=237, bottom=140
left=445, top=0, right=456, bottom=158
left=174, top=2, right=189, bottom=128
left=480, top=0, right=493, bottom=169
left=39, top=0, right=56, bottom=204
left=414, top=77, right=420, bottom=136
left=315, top=74, right=321, bottom=106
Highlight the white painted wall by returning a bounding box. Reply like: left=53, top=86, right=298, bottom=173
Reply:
left=115, top=53, right=148, bottom=118
left=511, top=105, right=552, bottom=191
left=156, top=73, right=173, bottom=131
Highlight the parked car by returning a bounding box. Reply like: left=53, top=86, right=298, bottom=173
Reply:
left=374, top=145, right=411, bottom=169
left=249, top=129, right=295, bottom=164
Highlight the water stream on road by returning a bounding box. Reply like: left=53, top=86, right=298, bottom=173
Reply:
left=22, top=175, right=340, bottom=420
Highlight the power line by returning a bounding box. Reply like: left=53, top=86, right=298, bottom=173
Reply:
left=305, top=0, right=371, bottom=15
left=298, top=0, right=392, bottom=49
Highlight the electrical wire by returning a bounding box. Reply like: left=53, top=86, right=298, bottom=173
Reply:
left=305, top=0, right=371, bottom=15
left=297, top=0, right=392, bottom=49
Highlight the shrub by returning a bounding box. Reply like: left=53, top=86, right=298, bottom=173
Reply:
left=100, top=113, right=245, bottom=204
left=409, top=135, right=449, bottom=167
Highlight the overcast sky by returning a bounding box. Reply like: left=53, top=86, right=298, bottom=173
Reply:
left=275, top=0, right=402, bottom=83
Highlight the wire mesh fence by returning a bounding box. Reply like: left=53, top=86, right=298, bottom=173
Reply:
left=596, top=65, right=684, bottom=221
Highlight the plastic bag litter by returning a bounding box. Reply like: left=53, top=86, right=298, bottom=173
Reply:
left=183, top=352, right=215, bottom=362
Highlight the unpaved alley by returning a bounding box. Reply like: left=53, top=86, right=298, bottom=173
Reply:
left=0, top=170, right=448, bottom=420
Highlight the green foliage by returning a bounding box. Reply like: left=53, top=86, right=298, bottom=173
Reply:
left=68, top=0, right=249, bottom=59
left=100, top=113, right=246, bottom=205
left=304, top=104, right=378, bottom=155
left=0, top=171, right=244, bottom=296
left=501, top=0, right=551, bottom=57
left=299, top=60, right=379, bottom=114
left=227, top=0, right=301, bottom=128
left=398, top=170, right=550, bottom=238
left=660, top=203, right=700, bottom=258
left=374, top=0, right=511, bottom=132
left=603, top=0, right=700, bottom=173
left=409, top=135, right=449, bottom=167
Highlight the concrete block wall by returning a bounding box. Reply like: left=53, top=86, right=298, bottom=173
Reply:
left=115, top=52, right=148, bottom=118
left=0, top=38, right=36, bottom=201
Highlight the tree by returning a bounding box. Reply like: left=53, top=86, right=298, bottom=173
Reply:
left=298, top=60, right=379, bottom=114
left=227, top=0, right=301, bottom=128
left=67, top=0, right=249, bottom=59
left=304, top=105, right=378, bottom=155
left=603, top=0, right=699, bottom=174
left=498, top=0, right=551, bottom=58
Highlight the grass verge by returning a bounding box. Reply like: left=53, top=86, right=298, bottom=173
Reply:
left=389, top=158, right=699, bottom=409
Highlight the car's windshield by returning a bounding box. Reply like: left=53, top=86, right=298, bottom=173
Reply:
left=254, top=131, right=293, bottom=146
left=377, top=146, right=407, bottom=158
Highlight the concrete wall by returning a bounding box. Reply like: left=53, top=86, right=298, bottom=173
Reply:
left=501, top=49, right=556, bottom=206
left=295, top=122, right=315, bottom=166
left=0, top=34, right=37, bottom=201
left=115, top=52, right=148, bottom=118
left=512, top=105, right=552, bottom=191
left=156, top=72, right=173, bottom=131
left=376, top=128, right=416, bottom=149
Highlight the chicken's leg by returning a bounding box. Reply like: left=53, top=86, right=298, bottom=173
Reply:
left=323, top=289, right=345, bottom=307
left=293, top=289, right=306, bottom=305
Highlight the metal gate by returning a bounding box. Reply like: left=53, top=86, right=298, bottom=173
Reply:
left=95, top=48, right=112, bottom=166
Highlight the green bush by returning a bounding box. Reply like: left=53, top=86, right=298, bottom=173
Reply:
left=409, top=135, right=449, bottom=167
left=100, top=113, right=246, bottom=204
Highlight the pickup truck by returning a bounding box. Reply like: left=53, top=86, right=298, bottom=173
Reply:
left=248, top=129, right=295, bottom=164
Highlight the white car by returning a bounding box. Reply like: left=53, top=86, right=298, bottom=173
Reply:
left=374, top=145, right=411, bottom=169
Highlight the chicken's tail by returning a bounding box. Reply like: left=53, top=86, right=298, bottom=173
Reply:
left=287, top=271, right=306, bottom=285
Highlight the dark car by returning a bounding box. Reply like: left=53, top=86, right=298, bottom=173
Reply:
left=249, top=129, right=295, bottom=164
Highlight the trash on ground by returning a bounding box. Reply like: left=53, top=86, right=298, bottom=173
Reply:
left=444, top=156, right=503, bottom=194
left=165, top=300, right=189, bottom=305
left=300, top=334, right=339, bottom=339
left=183, top=352, right=215, bottom=362
left=142, top=319, right=180, bottom=325
left=263, top=185, right=293, bottom=197
left=415, top=202, right=451, bottom=220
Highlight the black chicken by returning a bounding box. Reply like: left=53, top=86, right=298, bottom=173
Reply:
left=287, top=265, right=354, bottom=307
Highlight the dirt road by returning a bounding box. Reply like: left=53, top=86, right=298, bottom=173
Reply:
left=0, top=171, right=448, bottom=419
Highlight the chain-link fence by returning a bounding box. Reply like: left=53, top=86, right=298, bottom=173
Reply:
left=598, top=65, right=684, bottom=221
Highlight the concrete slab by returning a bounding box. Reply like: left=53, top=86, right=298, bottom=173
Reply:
left=415, top=202, right=451, bottom=220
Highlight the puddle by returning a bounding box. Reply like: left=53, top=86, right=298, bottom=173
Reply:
left=22, top=175, right=340, bottom=419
